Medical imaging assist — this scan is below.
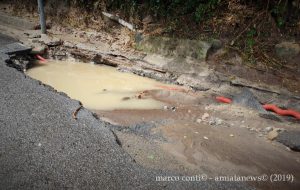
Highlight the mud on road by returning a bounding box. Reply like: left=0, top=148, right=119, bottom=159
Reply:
left=94, top=87, right=300, bottom=190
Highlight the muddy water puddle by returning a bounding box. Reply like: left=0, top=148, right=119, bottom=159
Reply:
left=26, top=60, right=172, bottom=110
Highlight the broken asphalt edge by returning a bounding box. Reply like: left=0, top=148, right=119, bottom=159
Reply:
left=0, top=37, right=255, bottom=190
left=0, top=42, right=128, bottom=151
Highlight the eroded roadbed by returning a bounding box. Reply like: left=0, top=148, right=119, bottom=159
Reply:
left=96, top=92, right=300, bottom=190
left=0, top=35, right=254, bottom=189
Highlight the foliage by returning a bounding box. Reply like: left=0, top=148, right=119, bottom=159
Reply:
left=107, top=0, right=222, bottom=22
left=195, top=0, right=220, bottom=23
left=8, top=0, right=299, bottom=34
left=245, top=28, right=257, bottom=64
left=9, top=0, right=299, bottom=27
left=271, top=3, right=288, bottom=28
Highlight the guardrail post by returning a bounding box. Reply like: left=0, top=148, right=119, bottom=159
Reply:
left=37, top=0, right=46, bottom=34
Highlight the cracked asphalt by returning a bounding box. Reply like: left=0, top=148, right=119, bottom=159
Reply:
left=0, top=33, right=252, bottom=189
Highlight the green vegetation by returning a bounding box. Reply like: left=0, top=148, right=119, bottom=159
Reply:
left=8, top=0, right=299, bottom=28
left=245, top=28, right=257, bottom=64
left=107, top=0, right=222, bottom=22
left=106, top=0, right=299, bottom=25
left=194, top=0, right=220, bottom=23
left=6, top=0, right=300, bottom=67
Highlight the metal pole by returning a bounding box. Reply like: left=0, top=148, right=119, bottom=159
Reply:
left=37, top=0, right=46, bottom=34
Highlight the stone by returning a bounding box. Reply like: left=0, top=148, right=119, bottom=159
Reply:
left=274, top=128, right=286, bottom=132
left=267, top=130, right=279, bottom=141
left=208, top=119, right=216, bottom=126
left=276, top=131, right=300, bottom=152
left=201, top=113, right=210, bottom=120
left=64, top=41, right=76, bottom=48
left=31, top=39, right=39, bottom=43
left=233, top=88, right=266, bottom=113
left=203, top=136, right=208, bottom=140
left=136, top=36, right=212, bottom=61
left=176, top=74, right=211, bottom=91
left=215, top=118, right=223, bottom=125
left=264, top=127, right=273, bottom=133
left=39, top=34, right=62, bottom=47
left=204, top=106, right=210, bottom=110
left=196, top=118, right=202, bottom=123
left=211, top=39, right=223, bottom=50
left=30, top=34, right=41, bottom=39
left=53, top=51, right=67, bottom=57
left=171, top=106, right=176, bottom=112
left=208, top=117, right=223, bottom=126
left=275, top=42, right=300, bottom=59
left=256, top=128, right=262, bottom=132
left=142, top=15, right=153, bottom=25
left=163, top=105, right=168, bottom=110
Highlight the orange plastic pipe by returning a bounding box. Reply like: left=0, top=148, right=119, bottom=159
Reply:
left=216, top=96, right=300, bottom=120
left=216, top=96, right=232, bottom=104
left=263, top=104, right=300, bottom=119
left=36, top=54, right=47, bottom=63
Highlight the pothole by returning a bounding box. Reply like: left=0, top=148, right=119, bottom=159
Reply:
left=25, top=59, right=179, bottom=111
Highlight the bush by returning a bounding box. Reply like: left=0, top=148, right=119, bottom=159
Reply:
left=107, top=0, right=221, bottom=22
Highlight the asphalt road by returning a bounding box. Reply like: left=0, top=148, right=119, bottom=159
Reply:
left=0, top=33, right=16, bottom=45
left=0, top=33, right=252, bottom=189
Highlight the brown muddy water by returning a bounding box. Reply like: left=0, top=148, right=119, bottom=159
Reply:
left=26, top=60, right=171, bottom=110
